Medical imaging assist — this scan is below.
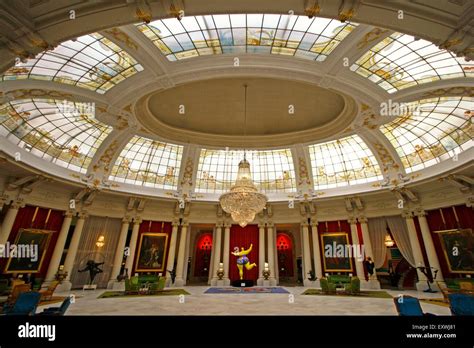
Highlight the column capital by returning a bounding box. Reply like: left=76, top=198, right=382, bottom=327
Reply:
left=216, top=221, right=224, bottom=228
left=122, top=215, right=132, bottom=224
left=224, top=222, right=232, bottom=229
left=414, top=209, right=427, bottom=218
left=11, top=198, right=25, bottom=210
left=77, top=211, right=89, bottom=219
left=133, top=217, right=143, bottom=225
left=181, top=220, right=189, bottom=227
left=300, top=220, right=309, bottom=227
left=64, top=210, right=75, bottom=218
left=0, top=194, right=9, bottom=205
left=172, top=219, right=180, bottom=227
left=310, top=219, right=319, bottom=227
left=402, top=210, right=414, bottom=219
left=347, top=216, right=357, bottom=225
left=358, top=216, right=368, bottom=224
left=267, top=222, right=274, bottom=229
left=466, top=195, right=474, bottom=208
left=258, top=222, right=266, bottom=228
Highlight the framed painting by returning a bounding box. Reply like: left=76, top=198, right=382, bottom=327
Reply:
left=435, top=228, right=474, bottom=274
left=135, top=232, right=169, bottom=272
left=320, top=232, right=353, bottom=272
left=5, top=228, right=53, bottom=273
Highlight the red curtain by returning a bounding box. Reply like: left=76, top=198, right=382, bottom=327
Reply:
left=1, top=205, right=64, bottom=277
left=194, top=232, right=212, bottom=277
left=276, top=233, right=293, bottom=277
left=316, top=220, right=353, bottom=275
left=228, top=224, right=259, bottom=281
left=131, top=220, right=172, bottom=275
left=424, top=205, right=474, bottom=279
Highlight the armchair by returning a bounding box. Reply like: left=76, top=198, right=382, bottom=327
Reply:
left=3, top=292, right=41, bottom=315
left=393, top=295, right=434, bottom=316
left=320, top=277, right=336, bottom=294
left=38, top=296, right=72, bottom=316
left=448, top=293, right=474, bottom=315
left=39, top=281, right=59, bottom=301
left=6, top=284, right=31, bottom=306
left=344, top=277, right=360, bottom=295
left=125, top=276, right=140, bottom=293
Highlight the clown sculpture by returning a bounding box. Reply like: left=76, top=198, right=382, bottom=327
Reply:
left=232, top=244, right=257, bottom=280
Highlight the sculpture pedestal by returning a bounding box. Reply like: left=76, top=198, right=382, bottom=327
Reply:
left=56, top=281, right=72, bottom=292
left=231, top=279, right=254, bottom=287
left=107, top=280, right=125, bottom=290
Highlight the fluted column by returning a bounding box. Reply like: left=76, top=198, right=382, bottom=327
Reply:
left=222, top=222, right=231, bottom=285
left=359, top=216, right=381, bottom=289
left=0, top=199, right=24, bottom=245
left=301, top=220, right=313, bottom=286
left=403, top=211, right=427, bottom=290
left=59, top=211, right=87, bottom=291
left=348, top=217, right=366, bottom=283
left=44, top=210, right=74, bottom=283
left=267, top=222, right=276, bottom=285
left=415, top=210, right=445, bottom=285
left=310, top=220, right=323, bottom=281
left=211, top=222, right=223, bottom=285
left=124, top=217, right=142, bottom=276
left=257, top=222, right=266, bottom=285
left=107, top=216, right=131, bottom=289
left=166, top=220, right=180, bottom=286
left=175, top=221, right=189, bottom=286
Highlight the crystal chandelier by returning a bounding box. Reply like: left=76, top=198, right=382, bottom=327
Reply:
left=219, top=84, right=268, bottom=227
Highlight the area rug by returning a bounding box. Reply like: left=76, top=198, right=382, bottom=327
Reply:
left=205, top=287, right=289, bottom=294
left=0, top=295, right=72, bottom=307
left=302, top=289, right=392, bottom=299
left=98, top=289, right=189, bottom=299
left=420, top=298, right=450, bottom=307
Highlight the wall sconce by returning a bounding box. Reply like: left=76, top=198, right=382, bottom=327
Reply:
left=384, top=234, right=394, bottom=247
left=96, top=235, right=105, bottom=248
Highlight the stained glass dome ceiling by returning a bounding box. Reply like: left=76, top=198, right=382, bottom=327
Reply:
left=137, top=14, right=356, bottom=61
left=351, top=33, right=474, bottom=93
left=0, top=11, right=472, bottom=201
left=1, top=33, right=143, bottom=94
left=0, top=98, right=111, bottom=173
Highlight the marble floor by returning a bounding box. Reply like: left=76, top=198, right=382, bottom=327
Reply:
left=40, top=286, right=451, bottom=316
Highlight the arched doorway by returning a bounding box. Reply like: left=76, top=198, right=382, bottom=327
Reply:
left=276, top=232, right=295, bottom=285
left=190, top=232, right=212, bottom=284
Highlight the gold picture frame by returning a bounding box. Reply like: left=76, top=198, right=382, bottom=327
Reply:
left=5, top=228, right=53, bottom=274
left=320, top=232, right=354, bottom=273
left=434, top=228, right=473, bottom=274
left=134, top=232, right=169, bottom=272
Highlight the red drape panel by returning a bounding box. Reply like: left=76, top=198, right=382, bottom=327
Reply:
left=228, top=224, right=259, bottom=281
left=276, top=233, right=293, bottom=277
left=194, top=232, right=212, bottom=277
left=315, top=220, right=353, bottom=274
left=1, top=205, right=64, bottom=277
left=456, top=205, right=474, bottom=228
left=425, top=205, right=474, bottom=278
left=131, top=220, right=172, bottom=274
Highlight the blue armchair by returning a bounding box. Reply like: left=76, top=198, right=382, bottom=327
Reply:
left=448, top=293, right=474, bottom=316
left=3, top=291, right=41, bottom=315
left=393, top=295, right=434, bottom=316
left=38, top=296, right=72, bottom=316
